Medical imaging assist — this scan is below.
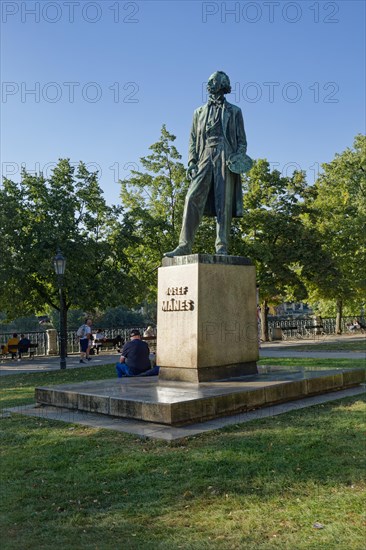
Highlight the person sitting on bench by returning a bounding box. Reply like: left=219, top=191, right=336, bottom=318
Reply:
left=93, top=328, right=106, bottom=354
left=18, top=334, right=31, bottom=359
left=7, top=333, right=19, bottom=360
left=347, top=319, right=361, bottom=332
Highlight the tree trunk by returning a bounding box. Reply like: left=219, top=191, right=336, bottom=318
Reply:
left=335, top=299, right=343, bottom=334
left=260, top=300, right=269, bottom=342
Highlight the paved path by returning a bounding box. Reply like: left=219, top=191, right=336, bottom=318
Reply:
left=0, top=353, right=119, bottom=376
left=0, top=335, right=364, bottom=376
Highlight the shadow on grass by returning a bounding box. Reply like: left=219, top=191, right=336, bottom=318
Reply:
left=1, top=395, right=365, bottom=549
left=2, top=396, right=365, bottom=496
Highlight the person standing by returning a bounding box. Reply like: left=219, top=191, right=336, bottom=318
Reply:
left=77, top=318, right=92, bottom=364
left=115, top=329, right=151, bottom=378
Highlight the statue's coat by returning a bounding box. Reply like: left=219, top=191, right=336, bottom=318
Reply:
left=188, top=100, right=247, bottom=218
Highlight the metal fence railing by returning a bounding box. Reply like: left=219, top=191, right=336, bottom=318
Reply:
left=0, top=328, right=150, bottom=357
left=0, top=331, right=48, bottom=355
left=63, top=328, right=136, bottom=354
left=1, top=317, right=364, bottom=356
left=268, top=316, right=365, bottom=340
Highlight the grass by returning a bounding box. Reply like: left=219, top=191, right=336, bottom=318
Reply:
left=259, top=357, right=366, bottom=370
left=1, top=360, right=365, bottom=549
left=0, top=364, right=116, bottom=410
left=270, top=340, right=365, bottom=352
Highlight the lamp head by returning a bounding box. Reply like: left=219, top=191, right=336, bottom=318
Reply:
left=53, top=250, right=66, bottom=276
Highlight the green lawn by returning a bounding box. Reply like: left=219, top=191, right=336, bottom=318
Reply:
left=270, top=340, right=365, bottom=352
left=0, top=364, right=117, bottom=410
left=1, top=360, right=365, bottom=549
left=259, top=357, right=366, bottom=369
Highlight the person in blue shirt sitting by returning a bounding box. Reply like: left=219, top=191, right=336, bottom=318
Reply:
left=116, top=329, right=155, bottom=378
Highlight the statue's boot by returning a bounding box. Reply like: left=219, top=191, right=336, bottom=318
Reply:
left=215, top=247, right=228, bottom=255
left=163, top=245, right=192, bottom=258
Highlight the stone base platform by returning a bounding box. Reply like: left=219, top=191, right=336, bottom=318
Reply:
left=35, top=367, right=365, bottom=426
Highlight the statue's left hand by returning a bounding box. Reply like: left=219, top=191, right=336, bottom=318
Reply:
left=187, top=163, right=198, bottom=180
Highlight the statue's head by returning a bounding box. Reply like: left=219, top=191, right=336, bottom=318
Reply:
left=207, top=71, right=231, bottom=95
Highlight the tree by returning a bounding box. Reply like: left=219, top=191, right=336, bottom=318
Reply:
left=0, top=159, right=135, bottom=322
left=302, top=134, right=366, bottom=332
left=98, top=306, right=145, bottom=329
left=119, top=125, right=189, bottom=303
left=230, top=160, right=324, bottom=340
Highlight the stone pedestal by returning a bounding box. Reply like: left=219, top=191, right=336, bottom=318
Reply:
left=46, top=329, right=58, bottom=355
left=156, top=254, right=259, bottom=382
left=271, top=327, right=283, bottom=341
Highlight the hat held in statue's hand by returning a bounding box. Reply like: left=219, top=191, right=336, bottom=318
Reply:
left=227, top=153, right=253, bottom=174
left=130, top=329, right=141, bottom=337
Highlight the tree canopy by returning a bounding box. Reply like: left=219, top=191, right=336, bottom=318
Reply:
left=119, top=125, right=189, bottom=303
left=0, top=159, right=135, bottom=319
left=301, top=134, right=366, bottom=328
left=228, top=160, right=324, bottom=336
left=1, top=131, right=364, bottom=333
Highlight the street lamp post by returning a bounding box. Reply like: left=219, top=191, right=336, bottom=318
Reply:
left=54, top=250, right=67, bottom=370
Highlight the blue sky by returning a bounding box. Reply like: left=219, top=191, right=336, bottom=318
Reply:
left=1, top=0, right=365, bottom=204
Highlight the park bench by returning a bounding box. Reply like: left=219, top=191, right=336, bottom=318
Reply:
left=304, top=324, right=324, bottom=336
left=346, top=323, right=366, bottom=335
left=19, top=343, right=38, bottom=359
left=281, top=326, right=300, bottom=339
left=0, top=343, right=38, bottom=360
left=1, top=344, right=19, bottom=360
left=90, top=335, right=157, bottom=355
left=90, top=336, right=124, bottom=354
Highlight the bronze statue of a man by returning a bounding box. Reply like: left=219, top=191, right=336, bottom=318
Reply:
left=165, top=71, right=251, bottom=257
